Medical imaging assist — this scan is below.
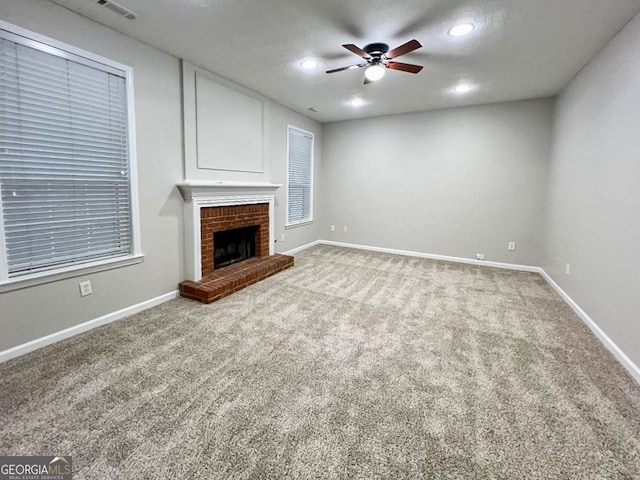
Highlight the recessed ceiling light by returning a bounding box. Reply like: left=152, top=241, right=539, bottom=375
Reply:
left=349, top=97, right=366, bottom=107
left=451, top=83, right=476, bottom=94
left=300, top=60, right=318, bottom=70
left=448, top=23, right=475, bottom=37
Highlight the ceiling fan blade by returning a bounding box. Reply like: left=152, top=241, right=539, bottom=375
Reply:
left=385, top=61, right=423, bottom=74
left=385, top=39, right=422, bottom=59
left=342, top=44, right=371, bottom=59
left=326, top=63, right=367, bottom=74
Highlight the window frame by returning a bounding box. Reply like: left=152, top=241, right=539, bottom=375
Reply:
left=285, top=124, right=314, bottom=228
left=0, top=20, right=142, bottom=292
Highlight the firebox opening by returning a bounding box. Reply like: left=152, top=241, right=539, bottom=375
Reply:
left=214, top=225, right=258, bottom=269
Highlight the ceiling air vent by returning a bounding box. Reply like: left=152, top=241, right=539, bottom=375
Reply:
left=95, top=0, right=139, bottom=20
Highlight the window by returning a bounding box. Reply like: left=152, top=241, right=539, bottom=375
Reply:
left=286, top=125, right=313, bottom=226
left=0, top=22, right=140, bottom=286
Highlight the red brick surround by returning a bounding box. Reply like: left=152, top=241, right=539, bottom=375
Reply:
left=179, top=202, right=294, bottom=304
left=200, top=203, right=269, bottom=277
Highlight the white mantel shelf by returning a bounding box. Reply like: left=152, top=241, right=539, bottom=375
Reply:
left=177, top=180, right=283, bottom=201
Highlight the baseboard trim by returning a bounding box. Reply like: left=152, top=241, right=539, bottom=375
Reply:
left=3, top=242, right=638, bottom=384
left=538, top=270, right=640, bottom=384
left=318, top=240, right=541, bottom=272
left=282, top=240, right=322, bottom=256
left=0, top=290, right=179, bottom=364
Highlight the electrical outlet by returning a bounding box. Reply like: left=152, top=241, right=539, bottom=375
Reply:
left=476, top=253, right=485, bottom=260
left=79, top=280, right=92, bottom=297
left=330, top=225, right=335, bottom=232
left=343, top=225, right=348, bottom=233
left=508, top=241, right=516, bottom=251
left=281, top=233, right=285, bottom=242
left=565, top=263, right=570, bottom=275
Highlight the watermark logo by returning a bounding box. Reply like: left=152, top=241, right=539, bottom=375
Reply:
left=0, top=456, right=72, bottom=480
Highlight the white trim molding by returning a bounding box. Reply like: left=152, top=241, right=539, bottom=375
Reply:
left=282, top=240, right=322, bottom=256
left=539, top=270, right=640, bottom=384
left=0, top=254, right=144, bottom=294
left=318, top=240, right=541, bottom=272
left=177, top=180, right=282, bottom=281
left=0, top=290, right=179, bottom=364
left=176, top=180, right=282, bottom=200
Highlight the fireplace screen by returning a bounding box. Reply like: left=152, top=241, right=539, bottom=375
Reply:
left=214, top=226, right=258, bottom=269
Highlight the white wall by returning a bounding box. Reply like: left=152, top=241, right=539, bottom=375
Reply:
left=0, top=0, right=184, bottom=352
left=0, top=0, right=321, bottom=353
left=543, top=13, right=640, bottom=367
left=320, top=99, right=554, bottom=265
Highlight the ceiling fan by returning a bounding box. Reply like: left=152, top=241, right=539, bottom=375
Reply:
left=326, top=39, right=423, bottom=84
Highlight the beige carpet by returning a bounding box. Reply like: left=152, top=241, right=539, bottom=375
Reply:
left=1, top=245, right=639, bottom=479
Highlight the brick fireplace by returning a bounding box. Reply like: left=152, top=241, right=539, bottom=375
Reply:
left=200, top=203, right=269, bottom=277
left=177, top=181, right=294, bottom=303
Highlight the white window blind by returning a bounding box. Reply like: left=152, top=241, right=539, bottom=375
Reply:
left=287, top=126, right=313, bottom=225
left=0, top=30, right=134, bottom=279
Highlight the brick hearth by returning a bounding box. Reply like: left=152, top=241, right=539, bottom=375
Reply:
left=179, top=254, right=293, bottom=303
left=179, top=202, right=293, bottom=304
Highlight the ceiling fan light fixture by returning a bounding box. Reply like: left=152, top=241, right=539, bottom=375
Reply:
left=364, top=64, right=386, bottom=82
left=448, top=23, right=475, bottom=37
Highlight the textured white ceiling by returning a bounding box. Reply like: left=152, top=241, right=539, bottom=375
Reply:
left=49, top=0, right=640, bottom=122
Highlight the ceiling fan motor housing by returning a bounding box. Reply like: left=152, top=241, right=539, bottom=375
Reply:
left=363, top=43, right=390, bottom=58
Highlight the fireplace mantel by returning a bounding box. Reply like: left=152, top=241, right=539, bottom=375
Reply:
left=177, top=180, right=282, bottom=281
left=177, top=180, right=283, bottom=201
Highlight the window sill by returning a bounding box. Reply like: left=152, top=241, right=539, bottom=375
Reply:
left=285, top=220, right=314, bottom=230
left=0, top=254, right=145, bottom=294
